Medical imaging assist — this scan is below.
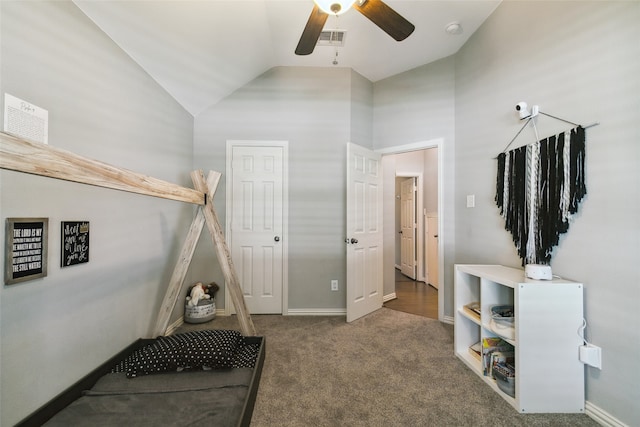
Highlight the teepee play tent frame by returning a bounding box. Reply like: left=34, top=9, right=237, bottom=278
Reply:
left=0, top=131, right=255, bottom=336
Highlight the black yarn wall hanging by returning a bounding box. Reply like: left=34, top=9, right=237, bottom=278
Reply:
left=495, top=126, right=586, bottom=265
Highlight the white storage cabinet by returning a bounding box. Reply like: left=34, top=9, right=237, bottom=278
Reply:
left=454, top=264, right=584, bottom=413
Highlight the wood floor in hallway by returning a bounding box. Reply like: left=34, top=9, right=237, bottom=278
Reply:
left=384, top=269, right=438, bottom=319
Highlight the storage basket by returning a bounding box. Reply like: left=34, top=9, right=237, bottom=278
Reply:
left=184, top=298, right=216, bottom=324
left=490, top=305, right=515, bottom=339
left=493, top=363, right=516, bottom=397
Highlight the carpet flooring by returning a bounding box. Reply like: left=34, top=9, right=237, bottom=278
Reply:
left=178, top=308, right=597, bottom=426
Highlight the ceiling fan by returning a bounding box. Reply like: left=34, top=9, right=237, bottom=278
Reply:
left=295, top=0, right=415, bottom=55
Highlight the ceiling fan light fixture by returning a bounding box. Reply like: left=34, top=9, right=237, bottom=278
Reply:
left=314, top=0, right=357, bottom=15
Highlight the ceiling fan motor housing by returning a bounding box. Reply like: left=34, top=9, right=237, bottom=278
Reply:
left=314, top=1, right=357, bottom=16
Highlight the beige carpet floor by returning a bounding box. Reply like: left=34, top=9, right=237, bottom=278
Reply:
left=178, top=308, right=597, bottom=427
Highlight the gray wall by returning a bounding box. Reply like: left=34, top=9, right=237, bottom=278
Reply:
left=350, top=69, right=374, bottom=146
left=0, top=2, right=194, bottom=425
left=193, top=67, right=372, bottom=311
left=454, top=1, right=639, bottom=424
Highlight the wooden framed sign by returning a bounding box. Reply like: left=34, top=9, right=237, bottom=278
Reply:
left=5, top=218, right=48, bottom=285
left=61, top=221, right=90, bottom=267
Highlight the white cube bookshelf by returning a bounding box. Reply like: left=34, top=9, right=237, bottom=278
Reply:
left=454, top=264, right=585, bottom=413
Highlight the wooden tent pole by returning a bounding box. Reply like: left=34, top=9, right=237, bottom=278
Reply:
left=191, top=170, right=256, bottom=337
left=152, top=171, right=221, bottom=337
left=0, top=132, right=204, bottom=205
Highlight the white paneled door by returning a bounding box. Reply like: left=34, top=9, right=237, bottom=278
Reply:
left=400, top=177, right=417, bottom=279
left=228, top=142, right=286, bottom=314
left=346, top=143, right=383, bottom=322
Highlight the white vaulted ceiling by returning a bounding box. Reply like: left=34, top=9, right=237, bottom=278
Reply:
left=74, top=0, right=501, bottom=115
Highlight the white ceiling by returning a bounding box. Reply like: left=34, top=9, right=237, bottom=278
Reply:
left=74, top=0, right=501, bottom=116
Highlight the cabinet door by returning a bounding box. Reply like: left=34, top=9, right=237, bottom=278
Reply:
left=516, top=283, right=584, bottom=412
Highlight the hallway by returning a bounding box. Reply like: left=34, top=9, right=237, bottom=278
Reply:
left=384, top=269, right=438, bottom=319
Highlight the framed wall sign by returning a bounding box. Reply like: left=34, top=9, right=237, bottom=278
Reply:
left=61, top=221, right=90, bottom=267
left=4, top=218, right=48, bottom=285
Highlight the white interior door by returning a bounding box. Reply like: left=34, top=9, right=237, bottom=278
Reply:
left=400, top=177, right=416, bottom=279
left=346, top=143, right=383, bottom=322
left=228, top=143, right=286, bottom=314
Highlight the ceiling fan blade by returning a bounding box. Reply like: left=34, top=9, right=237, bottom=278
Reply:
left=354, top=0, right=415, bottom=41
left=295, top=4, right=329, bottom=55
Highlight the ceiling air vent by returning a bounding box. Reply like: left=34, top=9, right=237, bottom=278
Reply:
left=317, top=30, right=347, bottom=47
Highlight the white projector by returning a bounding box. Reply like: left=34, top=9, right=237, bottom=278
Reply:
left=525, top=264, right=552, bottom=280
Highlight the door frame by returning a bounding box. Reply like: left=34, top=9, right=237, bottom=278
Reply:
left=397, top=174, right=423, bottom=281
left=224, top=140, right=289, bottom=316
left=377, top=138, right=444, bottom=322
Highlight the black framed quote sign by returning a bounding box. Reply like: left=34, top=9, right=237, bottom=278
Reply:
left=61, top=221, right=90, bottom=267
left=4, top=218, right=49, bottom=285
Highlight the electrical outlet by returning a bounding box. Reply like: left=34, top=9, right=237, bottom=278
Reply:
left=466, top=194, right=475, bottom=208
left=331, top=280, right=338, bottom=291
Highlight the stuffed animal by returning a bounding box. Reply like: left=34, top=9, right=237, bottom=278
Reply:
left=186, top=282, right=210, bottom=307
left=207, top=282, right=220, bottom=297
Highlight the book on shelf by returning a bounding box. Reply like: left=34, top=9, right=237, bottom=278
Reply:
left=468, top=341, right=481, bottom=361
left=481, top=337, right=514, bottom=376
left=489, top=351, right=515, bottom=378
left=463, top=302, right=481, bottom=320
left=493, top=361, right=516, bottom=379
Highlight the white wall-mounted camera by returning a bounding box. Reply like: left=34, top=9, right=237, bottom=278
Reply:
left=515, top=102, right=529, bottom=119
left=515, top=102, right=538, bottom=120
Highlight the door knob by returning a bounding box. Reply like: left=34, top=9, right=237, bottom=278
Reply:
left=350, top=238, right=358, bottom=244
left=274, top=236, right=280, bottom=242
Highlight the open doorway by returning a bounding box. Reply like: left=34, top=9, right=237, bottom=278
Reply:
left=379, top=140, right=442, bottom=321
left=385, top=268, right=438, bottom=318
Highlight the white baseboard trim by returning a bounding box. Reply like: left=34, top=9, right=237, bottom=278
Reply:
left=585, top=401, right=628, bottom=427
left=165, top=316, right=184, bottom=336
left=286, top=308, right=346, bottom=316
left=383, top=293, right=397, bottom=302
left=214, top=308, right=237, bottom=317
left=167, top=309, right=230, bottom=334
left=442, top=315, right=454, bottom=325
